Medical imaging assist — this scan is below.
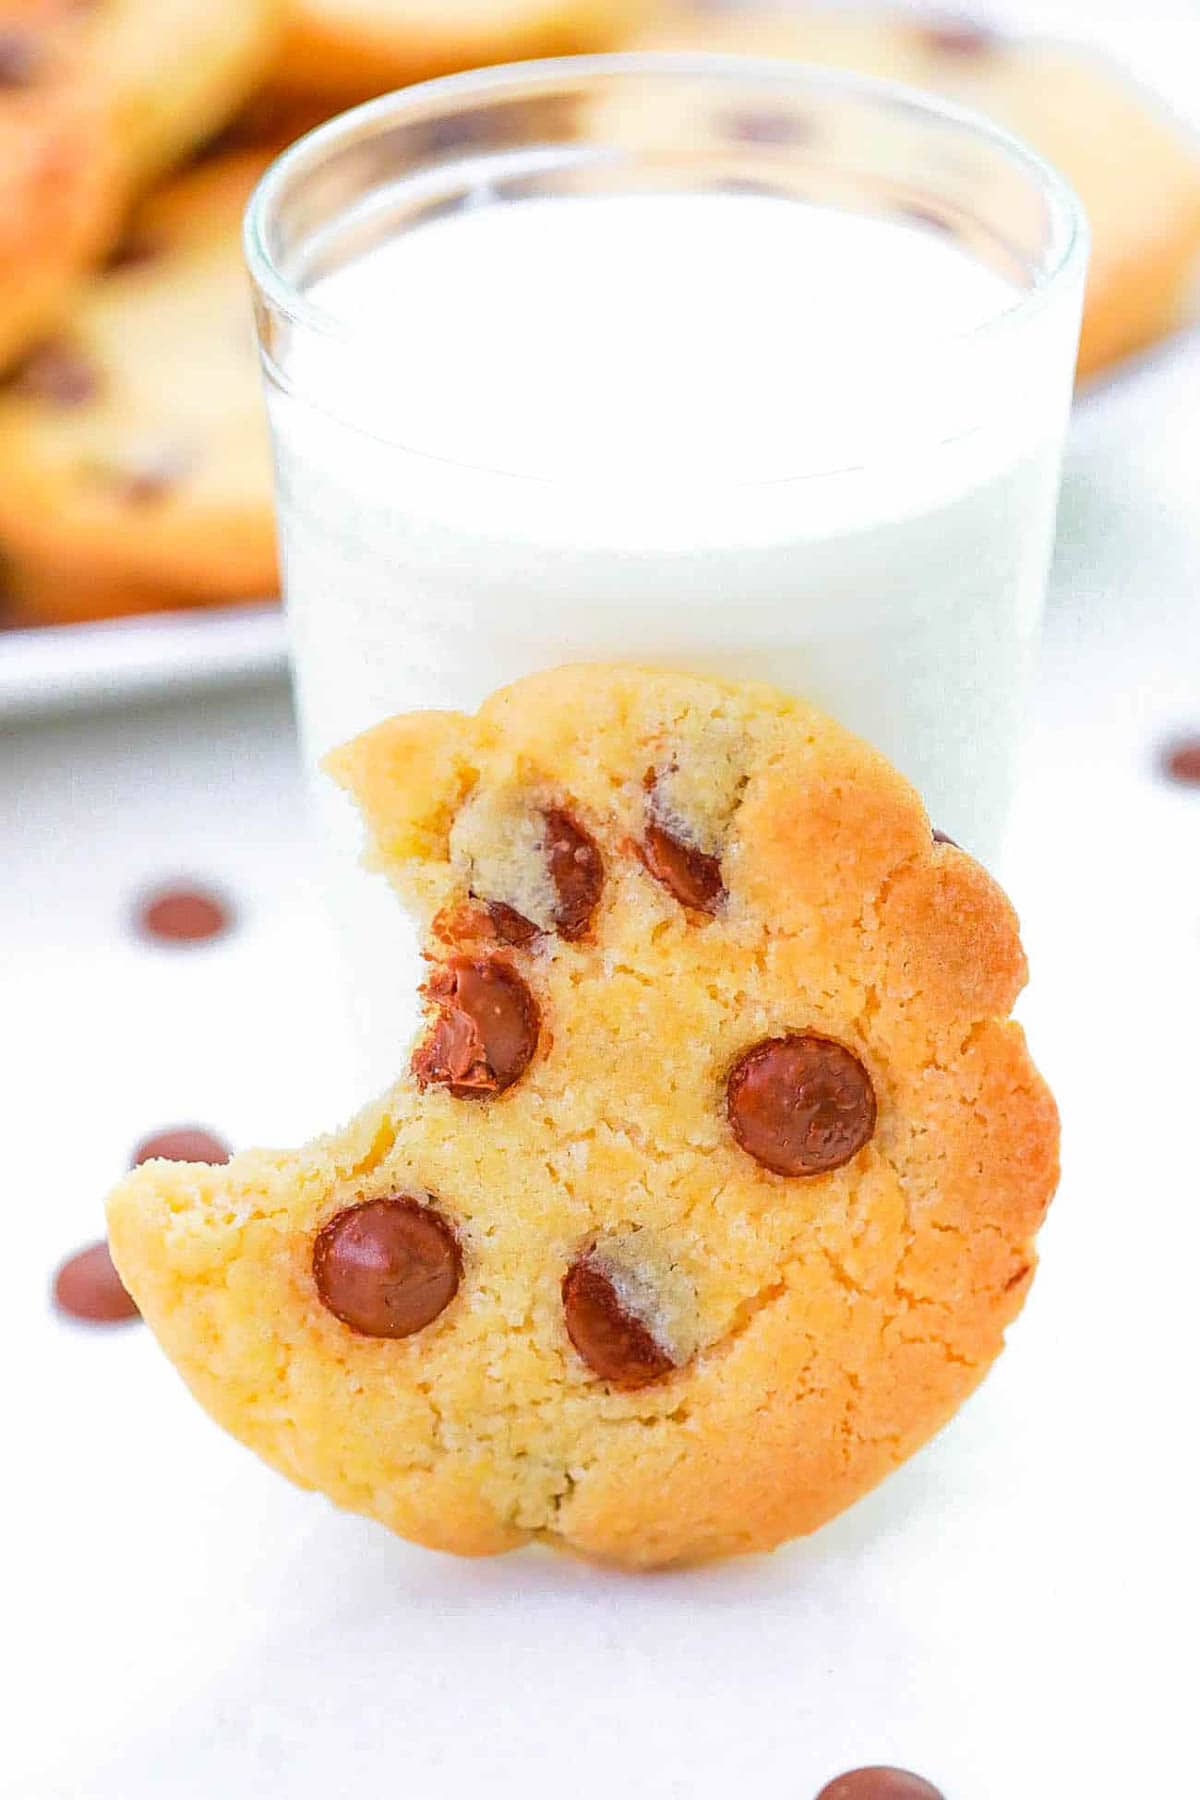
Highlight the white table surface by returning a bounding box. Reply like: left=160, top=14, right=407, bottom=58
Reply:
left=6, top=20, right=1200, bottom=1800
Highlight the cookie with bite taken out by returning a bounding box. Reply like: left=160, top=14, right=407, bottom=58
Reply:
left=107, top=665, right=1058, bottom=1566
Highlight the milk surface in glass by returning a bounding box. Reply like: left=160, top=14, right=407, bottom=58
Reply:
left=253, top=67, right=1084, bottom=1092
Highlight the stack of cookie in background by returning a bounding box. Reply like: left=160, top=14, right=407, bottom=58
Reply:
left=2, top=0, right=1200, bottom=629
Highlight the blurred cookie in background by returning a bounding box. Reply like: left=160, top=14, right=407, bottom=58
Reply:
left=0, top=154, right=278, bottom=626
left=272, top=0, right=644, bottom=100
left=0, top=2, right=122, bottom=372
left=81, top=0, right=281, bottom=185
left=627, top=4, right=1200, bottom=378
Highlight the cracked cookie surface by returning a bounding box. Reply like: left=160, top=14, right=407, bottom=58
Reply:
left=106, top=665, right=1058, bottom=1566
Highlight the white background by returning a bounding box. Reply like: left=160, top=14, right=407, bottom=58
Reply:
left=4, top=9, right=1200, bottom=1798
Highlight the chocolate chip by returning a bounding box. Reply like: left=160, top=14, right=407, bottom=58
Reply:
left=725, top=108, right=812, bottom=147
left=922, top=16, right=995, bottom=56
left=132, top=1127, right=231, bottom=1167
left=8, top=340, right=98, bottom=406
left=543, top=808, right=603, bottom=940
left=0, top=27, right=41, bottom=87
left=313, top=1197, right=460, bottom=1338
left=486, top=900, right=540, bottom=945
left=416, top=112, right=492, bottom=156
left=561, top=1259, right=676, bottom=1389
left=1161, top=736, right=1200, bottom=785
left=931, top=827, right=959, bottom=847
left=412, top=956, right=539, bottom=1097
left=642, top=818, right=725, bottom=913
left=105, top=232, right=162, bottom=273
left=727, top=1034, right=876, bottom=1177
left=53, top=1241, right=139, bottom=1324
left=816, top=1769, right=945, bottom=1800
left=135, top=884, right=232, bottom=944
left=898, top=203, right=956, bottom=239
left=433, top=898, right=540, bottom=950
left=114, top=448, right=190, bottom=505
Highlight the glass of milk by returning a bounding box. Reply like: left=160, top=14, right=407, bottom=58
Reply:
left=246, top=54, right=1086, bottom=1092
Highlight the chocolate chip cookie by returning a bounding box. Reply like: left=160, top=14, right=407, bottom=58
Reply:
left=107, top=665, right=1058, bottom=1566
left=622, top=3, right=1200, bottom=378
left=273, top=0, right=642, bottom=100
left=0, top=152, right=277, bottom=618
left=82, top=0, right=280, bottom=184
left=0, top=1, right=121, bottom=372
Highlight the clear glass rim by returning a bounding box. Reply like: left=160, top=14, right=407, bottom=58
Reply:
left=245, top=49, right=1088, bottom=351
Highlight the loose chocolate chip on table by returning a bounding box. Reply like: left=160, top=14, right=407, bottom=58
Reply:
left=816, top=1768, right=945, bottom=1800
left=54, top=1241, right=139, bottom=1324
left=412, top=955, right=539, bottom=1097
left=544, top=808, right=603, bottom=939
left=562, top=1259, right=676, bottom=1389
left=313, top=1197, right=460, bottom=1338
left=136, top=883, right=232, bottom=944
left=0, top=27, right=40, bottom=87
left=642, top=817, right=725, bottom=913
left=727, top=1033, right=876, bottom=1177
left=132, top=1127, right=231, bottom=1167
left=1161, top=736, right=1200, bottom=785
left=8, top=340, right=97, bottom=406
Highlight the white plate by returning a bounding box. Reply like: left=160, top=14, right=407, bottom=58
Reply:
left=0, top=601, right=287, bottom=722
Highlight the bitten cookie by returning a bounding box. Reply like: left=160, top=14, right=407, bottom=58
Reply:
left=623, top=4, right=1200, bottom=378
left=0, top=154, right=277, bottom=618
left=0, top=2, right=121, bottom=372
left=273, top=0, right=642, bottom=100
left=107, top=665, right=1058, bottom=1567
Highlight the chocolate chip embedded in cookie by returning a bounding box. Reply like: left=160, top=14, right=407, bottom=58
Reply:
left=918, top=15, right=996, bottom=58
left=108, top=665, right=1058, bottom=1567
left=8, top=338, right=98, bottom=405
left=413, top=956, right=540, bottom=1097
left=562, top=1254, right=678, bottom=1389
left=313, top=1197, right=461, bottom=1338
left=445, top=788, right=604, bottom=943
left=543, top=807, right=603, bottom=939
left=0, top=24, right=41, bottom=89
left=727, top=1034, right=876, bottom=1177
left=642, top=767, right=726, bottom=914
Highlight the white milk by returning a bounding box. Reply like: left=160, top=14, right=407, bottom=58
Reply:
left=263, top=190, right=1079, bottom=1090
